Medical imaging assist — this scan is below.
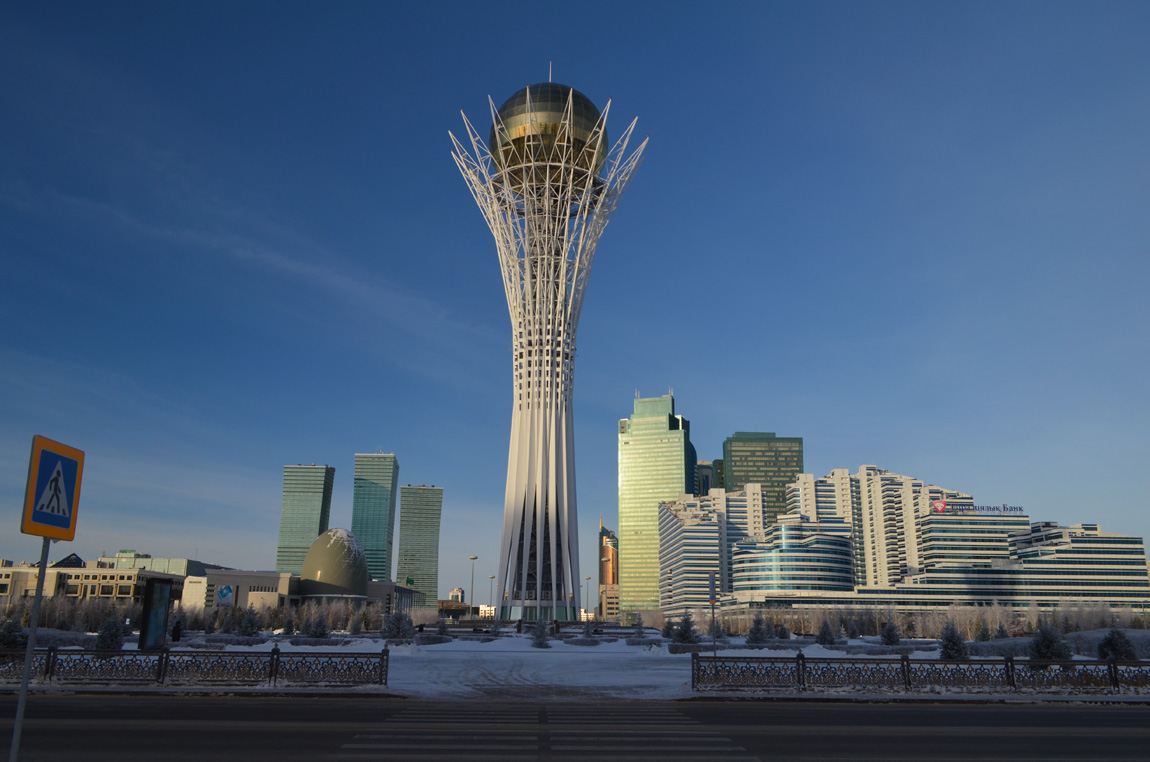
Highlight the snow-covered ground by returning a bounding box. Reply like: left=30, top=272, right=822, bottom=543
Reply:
left=200, top=635, right=938, bottom=699
left=384, top=637, right=694, bottom=700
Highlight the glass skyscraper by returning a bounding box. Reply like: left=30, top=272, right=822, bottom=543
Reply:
left=721, top=431, right=804, bottom=526
left=396, top=484, right=443, bottom=609
left=351, top=452, right=400, bottom=582
left=617, top=394, right=695, bottom=618
left=275, top=464, right=335, bottom=575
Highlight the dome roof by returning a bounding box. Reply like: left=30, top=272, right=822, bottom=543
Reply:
left=489, top=82, right=607, bottom=178
left=299, top=528, right=368, bottom=598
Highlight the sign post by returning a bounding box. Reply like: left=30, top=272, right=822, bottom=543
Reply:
left=10, top=435, right=84, bottom=762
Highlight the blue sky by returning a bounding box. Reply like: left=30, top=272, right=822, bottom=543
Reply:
left=2, top=2, right=1148, bottom=602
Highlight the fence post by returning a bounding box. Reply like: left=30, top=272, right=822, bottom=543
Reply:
left=44, top=646, right=57, bottom=682
left=269, top=645, right=280, bottom=687
left=900, top=653, right=911, bottom=691
left=1004, top=655, right=1016, bottom=690
left=796, top=651, right=806, bottom=690
left=691, top=652, right=698, bottom=691
left=1107, top=657, right=1119, bottom=690
left=156, top=647, right=169, bottom=684
left=379, top=648, right=389, bottom=686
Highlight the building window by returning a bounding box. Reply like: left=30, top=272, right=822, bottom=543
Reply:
left=117, top=585, right=132, bottom=596
left=100, top=585, right=114, bottom=596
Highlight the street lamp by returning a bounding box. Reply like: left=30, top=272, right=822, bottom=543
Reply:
left=584, top=576, right=591, bottom=621
left=488, top=575, right=495, bottom=617
left=468, top=555, right=478, bottom=620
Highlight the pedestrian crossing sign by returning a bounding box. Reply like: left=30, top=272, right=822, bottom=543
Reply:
left=21, top=435, right=85, bottom=541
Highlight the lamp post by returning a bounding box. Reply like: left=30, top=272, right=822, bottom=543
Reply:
left=488, top=575, right=495, bottom=617
left=584, top=576, right=591, bottom=621
left=468, top=555, right=478, bottom=620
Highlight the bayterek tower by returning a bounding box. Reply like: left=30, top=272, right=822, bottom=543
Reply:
left=451, top=82, right=646, bottom=621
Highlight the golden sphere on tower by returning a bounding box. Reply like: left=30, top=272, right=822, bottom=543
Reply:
left=489, top=83, right=607, bottom=181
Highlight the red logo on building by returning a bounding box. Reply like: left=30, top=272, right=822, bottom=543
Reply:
left=932, top=500, right=947, bottom=513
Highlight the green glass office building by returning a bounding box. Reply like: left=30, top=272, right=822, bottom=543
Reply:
left=617, top=394, right=695, bottom=617
left=275, top=464, right=335, bottom=575
left=722, top=431, right=804, bottom=526
left=352, top=452, right=400, bottom=582
left=396, top=484, right=443, bottom=608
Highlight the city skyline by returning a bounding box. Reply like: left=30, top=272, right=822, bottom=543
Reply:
left=2, top=3, right=1148, bottom=599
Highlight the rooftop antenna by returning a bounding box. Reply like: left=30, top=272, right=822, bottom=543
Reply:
left=549, top=61, right=552, bottom=82
left=669, top=386, right=674, bottom=396
left=635, top=389, right=640, bottom=399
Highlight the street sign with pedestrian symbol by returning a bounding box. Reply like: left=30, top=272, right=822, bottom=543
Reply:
left=21, top=435, right=85, bottom=541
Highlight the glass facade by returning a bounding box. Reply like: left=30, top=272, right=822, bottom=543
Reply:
left=351, top=452, right=400, bottom=582
left=732, top=528, right=854, bottom=594
left=599, top=523, right=619, bottom=587
left=722, top=432, right=804, bottom=526
left=658, top=501, right=722, bottom=619
left=617, top=394, right=695, bottom=617
left=275, top=465, right=335, bottom=575
left=396, top=485, right=443, bottom=608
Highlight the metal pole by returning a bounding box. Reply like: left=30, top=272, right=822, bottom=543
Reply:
left=9, top=536, right=51, bottom=762
left=488, top=575, right=495, bottom=617
left=711, top=598, right=717, bottom=654
left=468, top=555, right=477, bottom=620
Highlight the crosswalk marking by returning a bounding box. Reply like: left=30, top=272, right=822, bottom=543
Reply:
left=333, top=705, right=758, bottom=761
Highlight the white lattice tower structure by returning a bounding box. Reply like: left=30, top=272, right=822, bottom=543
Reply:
left=451, top=83, right=646, bottom=621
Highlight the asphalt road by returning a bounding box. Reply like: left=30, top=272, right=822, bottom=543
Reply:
left=3, top=694, right=1149, bottom=761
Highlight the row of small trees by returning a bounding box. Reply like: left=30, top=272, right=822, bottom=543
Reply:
left=2, top=597, right=141, bottom=635
left=710, top=602, right=1148, bottom=641
left=1, top=597, right=418, bottom=645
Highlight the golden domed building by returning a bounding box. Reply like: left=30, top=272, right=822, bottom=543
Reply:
left=299, top=528, right=369, bottom=600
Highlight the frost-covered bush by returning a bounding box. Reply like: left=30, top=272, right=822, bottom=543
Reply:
left=348, top=616, right=363, bottom=636
left=708, top=617, right=726, bottom=641
left=530, top=617, right=550, bottom=649
left=847, top=619, right=861, bottom=639
left=671, top=613, right=698, bottom=644
left=745, top=613, right=771, bottom=645
left=975, top=620, right=991, bottom=642
left=306, top=614, right=330, bottom=639
left=0, top=618, right=26, bottom=649
left=994, top=622, right=1010, bottom=639
left=582, top=619, right=595, bottom=638
left=436, top=618, right=450, bottom=636
left=95, top=617, right=124, bottom=651
left=384, top=612, right=414, bottom=639
left=1029, top=624, right=1071, bottom=661
left=776, top=624, right=791, bottom=640
left=815, top=619, right=836, bottom=646
left=661, top=619, right=675, bottom=638
left=1098, top=629, right=1138, bottom=661
left=237, top=606, right=261, bottom=637
left=938, top=620, right=969, bottom=660
left=632, top=614, right=645, bottom=639
left=880, top=622, right=900, bottom=646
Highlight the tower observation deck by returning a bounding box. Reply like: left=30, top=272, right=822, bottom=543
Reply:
left=451, top=82, right=647, bottom=621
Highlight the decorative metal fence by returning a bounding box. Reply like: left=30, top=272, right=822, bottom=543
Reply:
left=0, top=646, right=388, bottom=688
left=692, top=652, right=1150, bottom=693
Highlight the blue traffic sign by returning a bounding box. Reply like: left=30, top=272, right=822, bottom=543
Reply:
left=21, top=435, right=84, bottom=540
